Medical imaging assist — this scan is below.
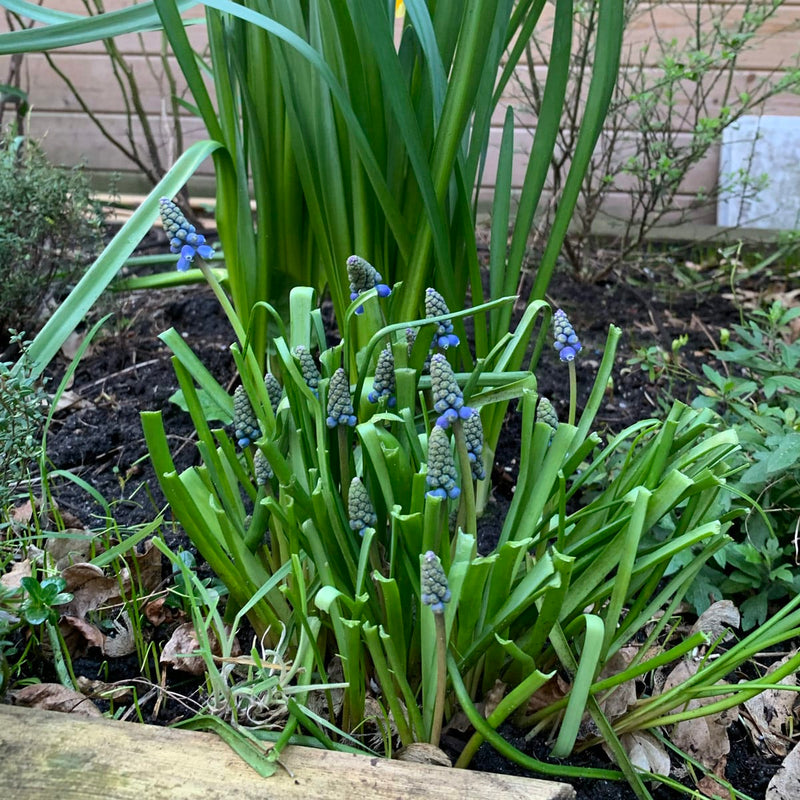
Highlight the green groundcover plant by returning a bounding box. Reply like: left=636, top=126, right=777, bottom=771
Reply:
left=687, top=300, right=800, bottom=629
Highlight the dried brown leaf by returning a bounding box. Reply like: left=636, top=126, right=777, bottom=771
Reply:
left=742, top=653, right=798, bottom=757
left=598, top=647, right=639, bottom=720
left=61, top=615, right=106, bottom=652
left=395, top=743, right=451, bottom=766
left=480, top=680, right=507, bottom=719
left=45, top=530, right=95, bottom=571
left=61, top=563, right=122, bottom=620
left=0, top=559, right=30, bottom=591
left=619, top=731, right=671, bottom=777
left=767, top=740, right=800, bottom=800
left=11, top=683, right=101, bottom=716
left=103, top=611, right=137, bottom=658
left=144, top=596, right=178, bottom=627
left=9, top=500, right=33, bottom=526
left=690, top=600, right=740, bottom=643
left=161, top=621, right=240, bottom=676
left=661, top=659, right=737, bottom=798
left=52, top=388, right=91, bottom=413
left=76, top=677, right=134, bottom=702
left=527, top=674, right=570, bottom=714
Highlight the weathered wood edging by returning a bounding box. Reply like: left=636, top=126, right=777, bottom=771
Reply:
left=0, top=704, right=575, bottom=799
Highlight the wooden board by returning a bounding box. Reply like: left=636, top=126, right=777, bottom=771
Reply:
left=0, top=704, right=575, bottom=800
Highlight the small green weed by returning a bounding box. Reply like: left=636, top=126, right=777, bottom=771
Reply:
left=690, top=300, right=800, bottom=627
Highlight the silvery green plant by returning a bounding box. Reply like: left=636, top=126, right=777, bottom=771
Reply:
left=139, top=251, right=758, bottom=795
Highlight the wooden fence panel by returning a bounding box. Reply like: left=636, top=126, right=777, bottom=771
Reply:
left=1, top=1, right=798, bottom=229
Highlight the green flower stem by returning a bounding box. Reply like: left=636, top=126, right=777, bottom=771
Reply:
left=446, top=653, right=623, bottom=781
left=338, top=426, right=351, bottom=507
left=430, top=611, right=448, bottom=749
left=568, top=359, right=577, bottom=427
left=455, top=667, right=554, bottom=768
left=244, top=486, right=269, bottom=552
left=199, top=259, right=246, bottom=346
left=46, top=621, right=77, bottom=690
left=453, top=421, right=476, bottom=537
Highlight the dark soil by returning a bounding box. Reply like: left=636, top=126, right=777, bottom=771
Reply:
left=15, top=243, right=779, bottom=798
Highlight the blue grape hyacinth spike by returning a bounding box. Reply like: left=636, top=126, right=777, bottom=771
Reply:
left=425, top=288, right=460, bottom=349
left=159, top=198, right=214, bottom=272
left=425, top=425, right=460, bottom=500
left=346, top=254, right=391, bottom=315
left=553, top=308, right=582, bottom=363
left=326, top=367, right=357, bottom=428
left=430, top=353, right=472, bottom=428
left=421, top=550, right=451, bottom=614
left=367, top=345, right=396, bottom=406
left=348, top=476, right=378, bottom=534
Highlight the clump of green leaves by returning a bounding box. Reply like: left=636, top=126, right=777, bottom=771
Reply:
left=0, top=130, right=104, bottom=337
left=0, top=332, right=47, bottom=509
left=0, top=571, right=75, bottom=698
left=690, top=300, right=800, bottom=627
left=139, top=244, right=753, bottom=796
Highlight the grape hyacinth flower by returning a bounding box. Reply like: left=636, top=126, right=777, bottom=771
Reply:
left=426, top=425, right=460, bottom=500
left=553, top=308, right=582, bottom=362
left=265, top=373, right=283, bottom=414
left=463, top=410, right=486, bottom=481
left=293, top=346, right=321, bottom=396
left=326, top=368, right=357, bottom=428
left=367, top=345, right=396, bottom=406
left=159, top=198, right=214, bottom=272
left=348, top=476, right=377, bottom=534
left=536, top=396, right=559, bottom=438
left=420, top=550, right=451, bottom=614
left=430, top=353, right=472, bottom=428
left=254, top=449, right=273, bottom=485
left=233, top=385, right=260, bottom=447
left=346, top=255, right=391, bottom=315
left=425, top=288, right=460, bottom=350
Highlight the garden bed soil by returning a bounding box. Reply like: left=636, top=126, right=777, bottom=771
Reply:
left=13, top=247, right=784, bottom=799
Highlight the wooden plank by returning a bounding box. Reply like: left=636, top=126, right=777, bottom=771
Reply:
left=0, top=704, right=575, bottom=800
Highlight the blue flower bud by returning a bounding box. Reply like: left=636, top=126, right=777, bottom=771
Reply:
left=265, top=373, right=283, bottom=414
left=463, top=410, right=486, bottom=481
left=420, top=550, right=451, bottom=614
left=430, top=353, right=472, bottom=428
left=426, top=425, right=460, bottom=500
left=367, top=345, right=396, bottom=406
left=293, top=346, right=321, bottom=396
left=159, top=198, right=214, bottom=272
left=553, top=308, right=582, bottom=363
left=233, top=385, right=260, bottom=447
left=254, top=449, right=273, bottom=484
left=326, top=367, right=357, bottom=428
left=425, top=288, right=460, bottom=350
left=536, top=396, right=559, bottom=438
left=347, top=255, right=391, bottom=315
left=348, top=476, right=377, bottom=534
